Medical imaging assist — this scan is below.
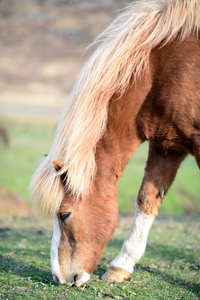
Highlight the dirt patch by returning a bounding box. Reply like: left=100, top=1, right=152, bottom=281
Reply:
left=0, top=188, right=35, bottom=219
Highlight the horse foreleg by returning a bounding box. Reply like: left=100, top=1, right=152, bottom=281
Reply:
left=102, top=144, right=186, bottom=283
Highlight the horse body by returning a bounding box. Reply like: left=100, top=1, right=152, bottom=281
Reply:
left=138, top=36, right=200, bottom=158
left=30, top=0, right=200, bottom=286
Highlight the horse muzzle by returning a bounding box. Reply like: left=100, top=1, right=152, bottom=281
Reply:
left=52, top=271, right=90, bottom=287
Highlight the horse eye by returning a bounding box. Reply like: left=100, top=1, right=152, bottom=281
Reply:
left=59, top=212, right=72, bottom=222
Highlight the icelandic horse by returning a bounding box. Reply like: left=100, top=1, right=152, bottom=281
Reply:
left=0, top=128, right=9, bottom=147
left=30, top=0, right=200, bottom=286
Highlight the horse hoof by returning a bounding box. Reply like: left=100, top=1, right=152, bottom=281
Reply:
left=101, top=267, right=131, bottom=283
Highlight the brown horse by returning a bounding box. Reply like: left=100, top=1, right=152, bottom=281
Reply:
left=0, top=128, right=9, bottom=147
left=30, top=0, right=200, bottom=286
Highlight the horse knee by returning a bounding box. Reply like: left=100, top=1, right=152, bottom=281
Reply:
left=137, top=182, right=165, bottom=216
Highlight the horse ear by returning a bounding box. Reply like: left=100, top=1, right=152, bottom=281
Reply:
left=52, top=160, right=64, bottom=172
left=52, top=160, right=67, bottom=186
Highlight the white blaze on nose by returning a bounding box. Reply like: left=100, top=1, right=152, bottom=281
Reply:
left=75, top=272, right=91, bottom=286
left=81, top=272, right=91, bottom=283
left=51, top=216, right=63, bottom=283
left=50, top=216, right=91, bottom=286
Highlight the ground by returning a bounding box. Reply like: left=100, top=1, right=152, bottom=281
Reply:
left=0, top=215, right=199, bottom=299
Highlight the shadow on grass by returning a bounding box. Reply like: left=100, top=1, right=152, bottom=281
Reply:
left=0, top=253, right=53, bottom=285
left=146, top=243, right=199, bottom=263
left=101, top=238, right=200, bottom=296
left=0, top=225, right=53, bottom=285
left=143, top=243, right=200, bottom=297
left=140, top=265, right=200, bottom=298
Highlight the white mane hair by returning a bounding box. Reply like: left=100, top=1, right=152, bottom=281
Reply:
left=30, top=0, right=200, bottom=215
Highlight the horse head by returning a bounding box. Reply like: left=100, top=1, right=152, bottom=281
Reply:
left=50, top=160, right=119, bottom=286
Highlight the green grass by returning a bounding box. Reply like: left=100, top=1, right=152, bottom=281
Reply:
left=0, top=119, right=56, bottom=203
left=0, top=118, right=200, bottom=214
left=0, top=119, right=199, bottom=299
left=0, top=215, right=199, bottom=299
left=118, top=143, right=200, bottom=214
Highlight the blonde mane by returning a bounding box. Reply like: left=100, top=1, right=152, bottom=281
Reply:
left=30, top=0, right=200, bottom=215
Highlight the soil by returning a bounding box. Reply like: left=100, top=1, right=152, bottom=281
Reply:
left=0, top=188, right=36, bottom=219
left=0, top=0, right=125, bottom=114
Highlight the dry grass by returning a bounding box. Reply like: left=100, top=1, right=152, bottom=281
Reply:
left=0, top=0, right=123, bottom=111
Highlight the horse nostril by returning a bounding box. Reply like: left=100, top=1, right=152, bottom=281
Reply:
left=74, top=274, right=79, bottom=282
left=53, top=274, right=59, bottom=283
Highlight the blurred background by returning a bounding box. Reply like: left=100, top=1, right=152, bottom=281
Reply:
left=0, top=0, right=200, bottom=219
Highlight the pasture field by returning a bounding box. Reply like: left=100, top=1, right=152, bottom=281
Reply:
left=0, top=119, right=199, bottom=299
left=0, top=215, right=199, bottom=299
left=0, top=118, right=200, bottom=215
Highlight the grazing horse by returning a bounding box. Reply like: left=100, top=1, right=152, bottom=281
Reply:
left=30, top=0, right=200, bottom=287
left=0, top=128, right=9, bottom=147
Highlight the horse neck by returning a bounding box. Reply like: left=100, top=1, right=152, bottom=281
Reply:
left=94, top=74, right=152, bottom=200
